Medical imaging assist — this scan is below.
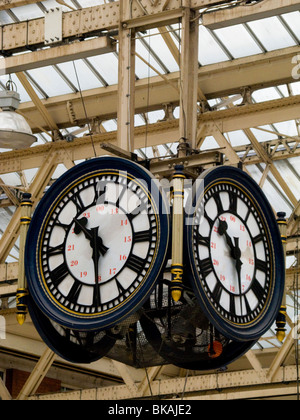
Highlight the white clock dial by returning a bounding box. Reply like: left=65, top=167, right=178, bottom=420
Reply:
left=41, top=173, right=158, bottom=315
left=192, top=181, right=271, bottom=325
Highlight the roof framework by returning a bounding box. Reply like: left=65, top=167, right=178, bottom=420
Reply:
left=0, top=0, right=300, bottom=400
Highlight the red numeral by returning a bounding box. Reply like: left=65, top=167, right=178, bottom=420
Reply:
left=230, top=215, right=236, bottom=222
left=83, top=212, right=90, bottom=218
left=230, top=285, right=235, bottom=292
left=249, top=258, right=254, bottom=265
left=246, top=274, right=251, bottom=281
left=211, top=242, right=216, bottom=249
left=80, top=271, right=88, bottom=278
left=220, top=274, right=225, bottom=281
left=111, top=208, right=118, bottom=215
left=71, top=260, right=78, bottom=267
left=121, top=219, right=128, bottom=226
left=109, top=268, right=117, bottom=275
left=247, top=240, right=252, bottom=247
left=240, top=225, right=245, bottom=232
left=67, top=244, right=75, bottom=252
left=213, top=259, right=219, bottom=266
left=96, top=205, right=105, bottom=213
left=124, top=236, right=132, bottom=243
left=120, top=255, right=127, bottom=261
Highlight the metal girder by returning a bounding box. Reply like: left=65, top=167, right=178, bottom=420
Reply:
left=2, top=0, right=300, bottom=56
left=0, top=95, right=299, bottom=176
left=0, top=152, right=58, bottom=262
left=0, top=0, right=41, bottom=10
left=0, top=377, right=12, bottom=400
left=28, top=364, right=300, bottom=400
left=1, top=37, right=116, bottom=75
left=203, top=0, right=300, bottom=30
left=13, top=45, right=299, bottom=132
left=16, top=347, right=56, bottom=400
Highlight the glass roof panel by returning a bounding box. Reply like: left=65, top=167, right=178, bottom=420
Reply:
left=0, top=11, right=15, bottom=24
left=249, top=126, right=279, bottom=142
left=198, top=25, right=230, bottom=65
left=224, top=130, right=250, bottom=147
left=135, top=40, right=166, bottom=79
left=280, top=11, right=300, bottom=42
left=247, top=17, right=297, bottom=51
left=247, top=164, right=294, bottom=216
left=272, top=120, right=299, bottom=137
left=57, top=59, right=104, bottom=91
left=146, top=31, right=179, bottom=73
left=213, top=24, right=262, bottom=58
left=87, top=53, right=118, bottom=86
left=10, top=4, right=44, bottom=21
left=27, top=65, right=74, bottom=97
left=252, top=87, right=282, bottom=103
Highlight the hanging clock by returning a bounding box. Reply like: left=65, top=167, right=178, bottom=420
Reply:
left=25, top=157, right=170, bottom=331
left=28, top=295, right=117, bottom=364
left=185, top=166, right=285, bottom=342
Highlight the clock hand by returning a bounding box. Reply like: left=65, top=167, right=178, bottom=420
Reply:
left=234, top=236, right=244, bottom=315
left=218, top=219, right=236, bottom=256
left=73, top=217, right=109, bottom=256
left=90, top=227, right=101, bottom=307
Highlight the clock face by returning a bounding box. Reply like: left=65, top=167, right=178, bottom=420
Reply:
left=185, top=166, right=285, bottom=342
left=26, top=157, right=170, bottom=331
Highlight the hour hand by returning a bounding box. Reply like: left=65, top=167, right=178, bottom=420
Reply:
left=74, top=217, right=89, bottom=237
left=218, top=219, right=235, bottom=254
left=73, top=217, right=109, bottom=256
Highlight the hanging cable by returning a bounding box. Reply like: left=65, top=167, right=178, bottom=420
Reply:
left=295, top=222, right=300, bottom=400
left=72, top=61, right=97, bottom=158
left=180, top=369, right=189, bottom=400
left=143, top=29, right=152, bottom=157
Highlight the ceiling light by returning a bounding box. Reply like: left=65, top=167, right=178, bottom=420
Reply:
left=0, top=87, right=36, bottom=150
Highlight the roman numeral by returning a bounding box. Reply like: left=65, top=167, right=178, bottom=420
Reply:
left=201, top=258, right=214, bottom=277
left=93, top=284, right=101, bottom=309
left=128, top=200, right=148, bottom=222
left=229, top=192, right=238, bottom=214
left=134, top=230, right=151, bottom=243
left=51, top=262, right=69, bottom=287
left=214, top=192, right=224, bottom=214
left=67, top=281, right=83, bottom=304
left=244, top=294, right=252, bottom=315
left=126, top=254, right=145, bottom=273
left=212, top=282, right=223, bottom=303
left=69, top=191, right=85, bottom=213
left=252, top=278, right=265, bottom=301
left=253, top=234, right=264, bottom=245
left=116, top=185, right=127, bottom=208
left=47, top=243, right=65, bottom=257
left=230, top=294, right=236, bottom=315
left=255, top=258, right=268, bottom=273
left=116, top=278, right=127, bottom=296
left=195, top=231, right=210, bottom=247
left=56, top=221, right=70, bottom=232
